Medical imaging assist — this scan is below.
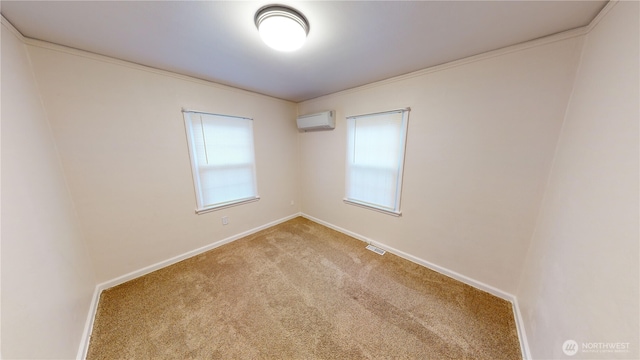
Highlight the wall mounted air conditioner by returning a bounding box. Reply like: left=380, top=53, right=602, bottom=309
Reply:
left=297, top=110, right=335, bottom=131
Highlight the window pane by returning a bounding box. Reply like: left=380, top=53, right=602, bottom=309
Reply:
left=201, top=117, right=254, bottom=166
left=353, top=115, right=401, bottom=167
left=345, top=109, right=409, bottom=214
left=183, top=111, right=259, bottom=212
left=349, top=165, right=397, bottom=209
left=200, top=166, right=256, bottom=206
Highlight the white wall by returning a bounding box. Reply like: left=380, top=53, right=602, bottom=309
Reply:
left=297, top=36, right=584, bottom=294
left=517, top=2, right=639, bottom=359
left=24, top=42, right=301, bottom=283
left=1, top=21, right=97, bottom=359
left=4, top=3, right=637, bottom=358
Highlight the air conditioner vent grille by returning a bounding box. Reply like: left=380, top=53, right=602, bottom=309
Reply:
left=366, top=244, right=386, bottom=255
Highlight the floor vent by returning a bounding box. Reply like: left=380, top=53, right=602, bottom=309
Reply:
left=366, top=244, right=386, bottom=255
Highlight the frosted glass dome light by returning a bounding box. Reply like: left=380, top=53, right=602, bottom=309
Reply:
left=255, top=5, right=309, bottom=52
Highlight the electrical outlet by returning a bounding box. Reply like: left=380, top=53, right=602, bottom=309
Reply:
left=290, top=200, right=295, bottom=206
left=222, top=216, right=229, bottom=225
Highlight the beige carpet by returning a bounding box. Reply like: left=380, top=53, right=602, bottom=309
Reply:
left=87, top=217, right=522, bottom=359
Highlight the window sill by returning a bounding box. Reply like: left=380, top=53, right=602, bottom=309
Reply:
left=343, top=199, right=402, bottom=217
left=195, top=196, right=260, bottom=214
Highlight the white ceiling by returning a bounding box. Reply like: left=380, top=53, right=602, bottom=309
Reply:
left=2, top=1, right=607, bottom=102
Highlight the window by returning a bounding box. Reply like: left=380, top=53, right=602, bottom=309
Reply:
left=344, top=108, right=410, bottom=216
left=183, top=110, right=259, bottom=213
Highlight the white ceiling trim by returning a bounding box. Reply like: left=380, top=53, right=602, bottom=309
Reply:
left=17, top=29, right=296, bottom=104
left=585, top=0, right=618, bottom=32
left=301, top=26, right=589, bottom=105
left=298, top=0, right=619, bottom=105
left=1, top=15, right=25, bottom=41
left=3, top=1, right=613, bottom=107
left=1, top=1, right=609, bottom=102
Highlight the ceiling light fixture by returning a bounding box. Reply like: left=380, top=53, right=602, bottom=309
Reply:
left=255, top=5, right=309, bottom=52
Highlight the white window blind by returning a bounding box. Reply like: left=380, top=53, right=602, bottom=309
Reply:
left=183, top=110, right=259, bottom=213
left=344, top=108, right=409, bottom=216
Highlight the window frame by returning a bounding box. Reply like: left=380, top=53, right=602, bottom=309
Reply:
left=343, top=108, right=410, bottom=216
left=182, top=109, right=260, bottom=214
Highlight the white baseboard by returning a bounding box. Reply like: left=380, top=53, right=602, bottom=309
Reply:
left=77, top=212, right=531, bottom=359
left=512, top=297, right=532, bottom=359
left=300, top=213, right=511, bottom=298
left=76, top=212, right=301, bottom=359
left=300, top=213, right=531, bottom=359
left=76, top=286, right=101, bottom=360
